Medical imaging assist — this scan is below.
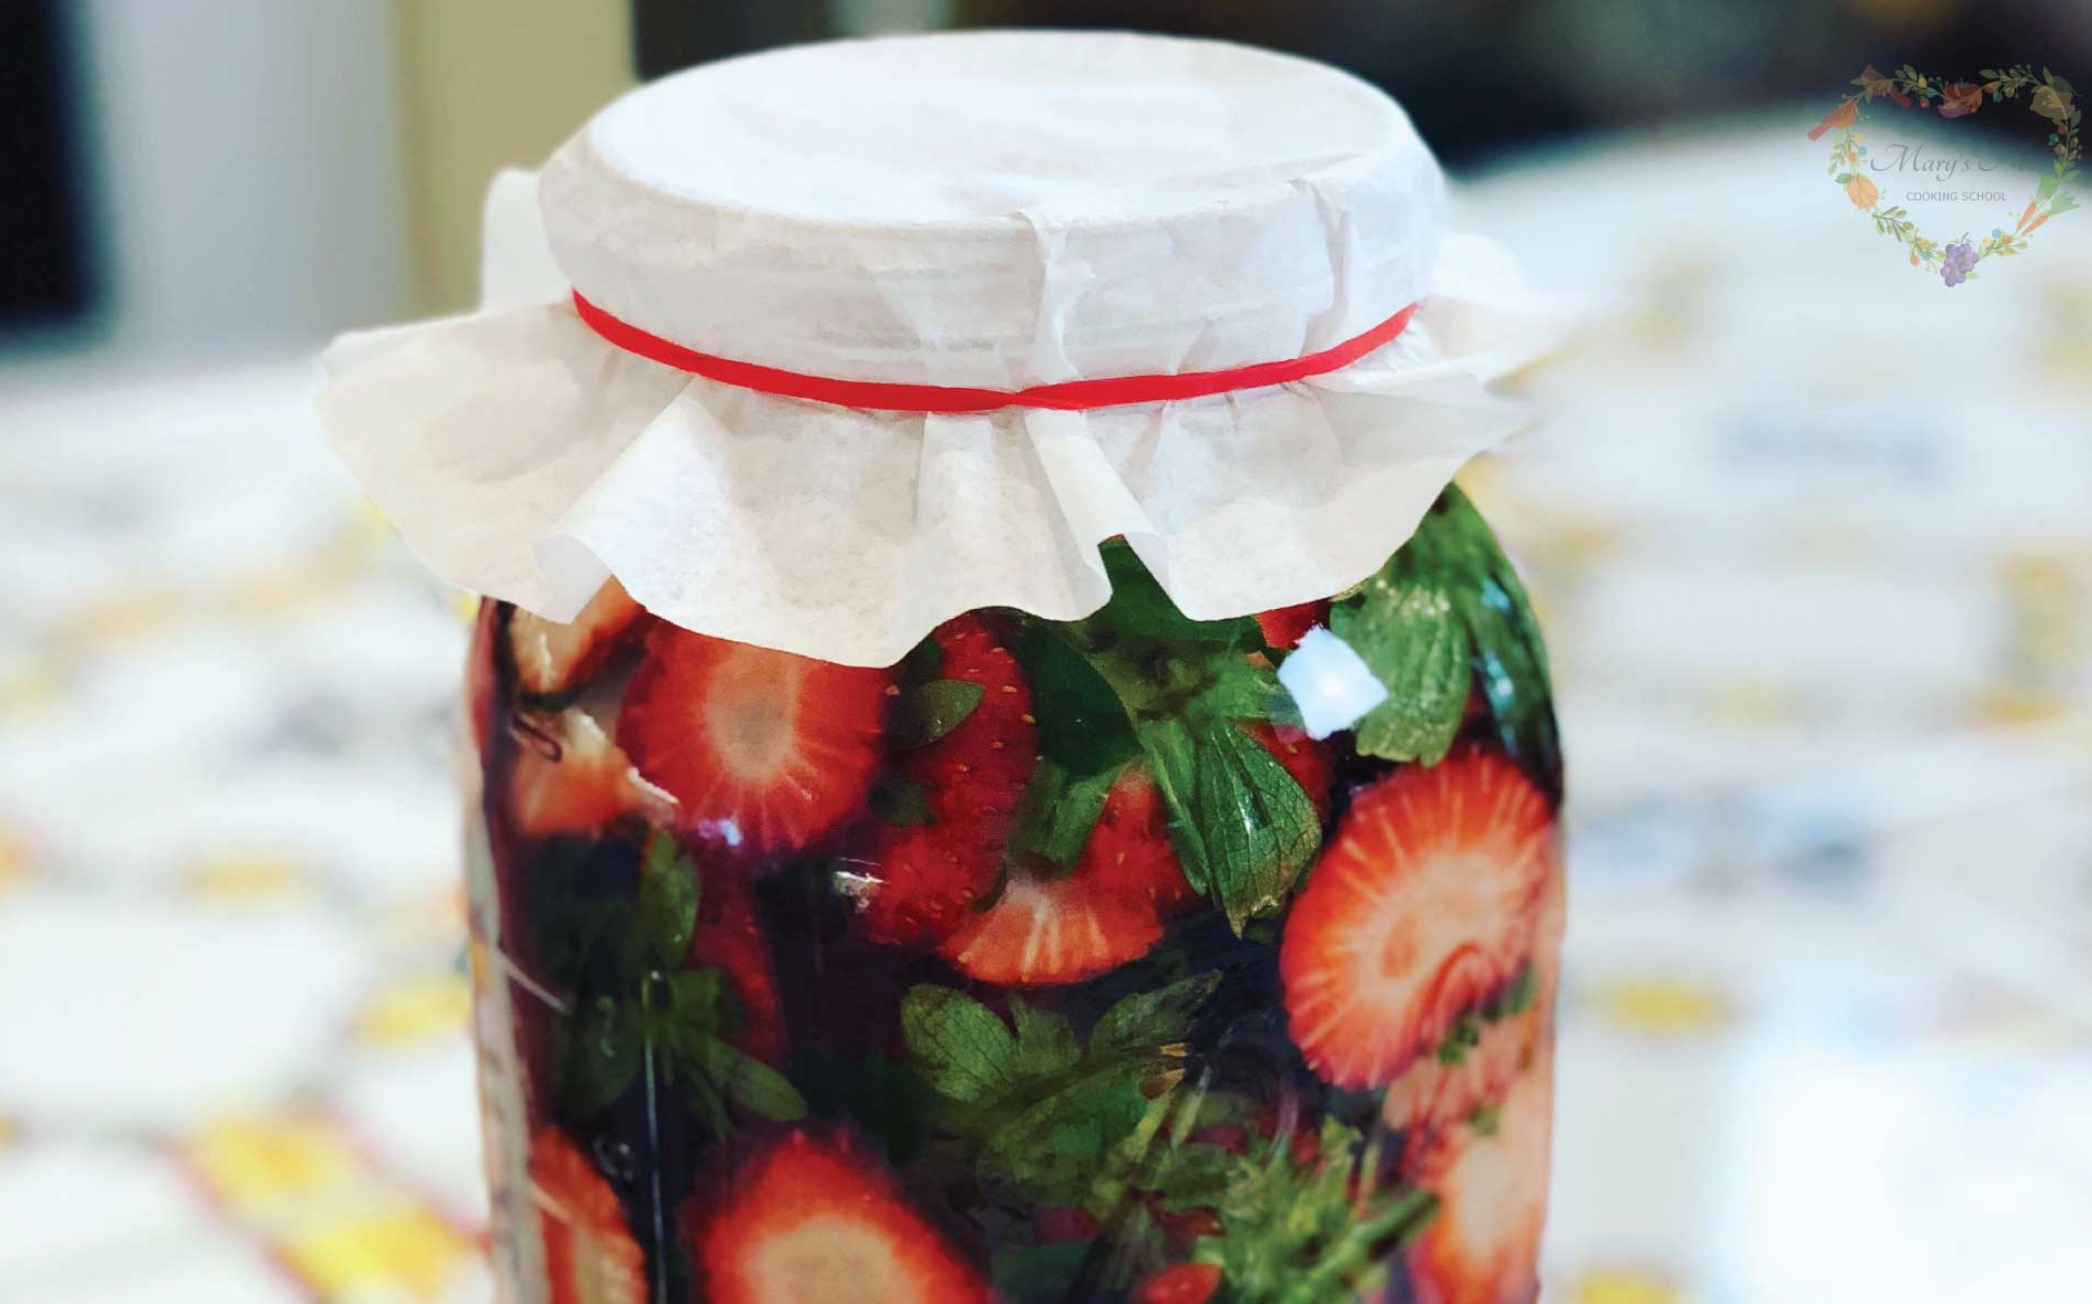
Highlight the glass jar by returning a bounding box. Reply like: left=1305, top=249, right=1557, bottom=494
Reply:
left=462, top=485, right=1562, bottom=1304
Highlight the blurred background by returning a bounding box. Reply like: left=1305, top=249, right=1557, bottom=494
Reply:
left=3, top=2, right=2090, bottom=1302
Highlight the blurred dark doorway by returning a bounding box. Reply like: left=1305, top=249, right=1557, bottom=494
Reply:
left=632, top=0, right=832, bottom=78
left=1, top=0, right=94, bottom=335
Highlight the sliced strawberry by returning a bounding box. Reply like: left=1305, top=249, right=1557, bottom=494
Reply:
left=938, top=769, right=1192, bottom=987
left=1138, top=1262, right=1224, bottom=1304
left=1381, top=1004, right=1541, bottom=1138
left=859, top=616, right=1038, bottom=947
left=618, top=628, right=890, bottom=857
left=508, top=709, right=676, bottom=838
left=511, top=579, right=645, bottom=697
left=1404, top=1066, right=1553, bottom=1304
left=530, top=1129, right=648, bottom=1304
left=1243, top=720, right=1336, bottom=822
left=1255, top=600, right=1329, bottom=652
left=685, top=1129, right=993, bottom=1304
left=1280, top=750, right=1558, bottom=1089
left=689, top=873, right=787, bottom=1064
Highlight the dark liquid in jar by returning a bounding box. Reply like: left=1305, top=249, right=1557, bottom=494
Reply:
left=465, top=487, right=1563, bottom=1304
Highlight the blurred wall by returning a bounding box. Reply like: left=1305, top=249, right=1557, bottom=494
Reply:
left=74, top=0, right=409, bottom=358
left=835, top=0, right=957, bottom=34
left=390, top=0, right=634, bottom=314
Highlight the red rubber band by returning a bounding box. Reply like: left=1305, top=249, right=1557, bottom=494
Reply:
left=571, top=291, right=1418, bottom=414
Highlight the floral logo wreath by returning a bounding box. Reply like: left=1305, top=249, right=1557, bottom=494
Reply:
left=1812, top=64, right=2081, bottom=285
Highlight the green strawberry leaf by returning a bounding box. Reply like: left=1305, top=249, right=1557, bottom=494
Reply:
left=1339, top=486, right=1562, bottom=805
left=1089, top=972, right=1221, bottom=1058
left=1007, top=757, right=1118, bottom=869
left=1457, top=561, right=1562, bottom=808
left=535, top=895, right=626, bottom=995
left=1007, top=545, right=1324, bottom=921
left=1092, top=540, right=1263, bottom=650
left=635, top=831, right=700, bottom=969
left=891, top=678, right=985, bottom=750
left=901, top=976, right=1219, bottom=1211
left=1142, top=717, right=1319, bottom=931
left=979, top=1066, right=1151, bottom=1203
left=559, top=996, right=641, bottom=1117
left=1006, top=620, right=1141, bottom=865
left=1190, top=648, right=1291, bottom=723
left=682, top=1036, right=807, bottom=1122
left=901, top=984, right=1021, bottom=1104
left=1012, top=621, right=1141, bottom=775
left=1142, top=1140, right=1240, bottom=1211
left=667, top=968, right=737, bottom=1038
left=1329, top=567, right=1469, bottom=765
left=1207, top=1118, right=1438, bottom=1302
left=1435, top=1013, right=1483, bottom=1067
left=1486, top=964, right=1538, bottom=1020
left=868, top=772, right=933, bottom=827
left=1009, top=999, right=1082, bottom=1077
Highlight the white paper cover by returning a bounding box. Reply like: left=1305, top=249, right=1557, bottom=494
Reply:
left=320, top=31, right=1564, bottom=667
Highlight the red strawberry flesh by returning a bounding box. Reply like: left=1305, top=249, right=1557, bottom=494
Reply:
left=1255, top=600, right=1329, bottom=652
left=1138, top=1262, right=1224, bottom=1304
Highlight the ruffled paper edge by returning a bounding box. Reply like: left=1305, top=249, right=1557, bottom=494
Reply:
left=319, top=232, right=1574, bottom=667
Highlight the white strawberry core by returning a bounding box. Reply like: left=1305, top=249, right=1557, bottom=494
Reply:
left=704, top=645, right=806, bottom=781
left=1378, top=918, right=1422, bottom=976
left=745, top=1214, right=905, bottom=1303
left=1375, top=854, right=1514, bottom=974
left=571, top=1227, right=646, bottom=1304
